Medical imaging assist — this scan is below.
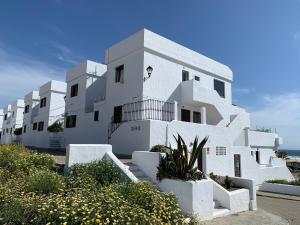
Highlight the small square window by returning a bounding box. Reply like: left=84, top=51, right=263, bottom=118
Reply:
left=40, top=98, right=47, bottom=108
left=214, top=79, right=225, bottom=98
left=71, top=84, right=79, bottom=97
left=182, top=70, right=189, bottom=81
left=216, top=147, right=226, bottom=155
left=94, top=111, right=99, bottom=121
left=38, top=121, right=44, bottom=131
left=66, top=115, right=77, bottom=128
left=115, top=65, right=124, bottom=83
left=194, top=76, right=200, bottom=81
left=24, top=105, right=30, bottom=113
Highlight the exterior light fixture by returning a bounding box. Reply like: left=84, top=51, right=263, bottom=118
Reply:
left=144, top=66, right=153, bottom=81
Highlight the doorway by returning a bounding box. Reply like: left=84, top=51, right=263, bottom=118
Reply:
left=256, top=151, right=260, bottom=164
left=113, top=105, right=123, bottom=123
left=234, top=154, right=241, bottom=177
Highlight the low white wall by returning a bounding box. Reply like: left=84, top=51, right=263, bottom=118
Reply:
left=259, top=183, right=300, bottom=196
left=270, top=157, right=286, bottom=167
left=248, top=130, right=277, bottom=147
left=158, top=179, right=213, bottom=220
left=211, top=178, right=251, bottom=213
left=132, top=151, right=163, bottom=183
left=226, top=176, right=257, bottom=210
left=65, top=144, right=112, bottom=167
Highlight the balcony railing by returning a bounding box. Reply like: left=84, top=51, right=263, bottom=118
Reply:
left=109, top=99, right=175, bottom=138
left=122, top=99, right=174, bottom=122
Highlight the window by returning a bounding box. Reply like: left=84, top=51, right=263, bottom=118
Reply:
left=70, top=84, right=79, bottom=97
left=10, top=128, right=12, bottom=134
left=12, top=111, right=14, bottom=118
left=214, top=79, right=225, bottom=98
left=23, top=125, right=27, bottom=133
left=216, top=147, right=226, bottom=155
left=40, top=97, right=47, bottom=108
left=66, top=115, right=77, bottom=128
left=182, top=70, right=189, bottom=81
left=181, top=109, right=190, bottom=122
left=193, top=111, right=201, bottom=124
left=6, top=128, right=8, bottom=133
left=24, top=105, right=30, bottom=113
left=33, top=123, right=37, bottom=130
left=194, top=76, right=200, bottom=81
left=4, top=114, right=7, bottom=120
left=38, top=121, right=44, bottom=131
left=94, top=111, right=99, bottom=121
left=115, top=65, right=124, bottom=83
left=113, top=106, right=123, bottom=123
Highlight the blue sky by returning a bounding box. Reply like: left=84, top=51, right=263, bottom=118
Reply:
left=0, top=0, right=299, bottom=149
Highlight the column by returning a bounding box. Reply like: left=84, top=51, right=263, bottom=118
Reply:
left=200, top=106, right=206, bottom=125
left=173, top=101, right=178, bottom=121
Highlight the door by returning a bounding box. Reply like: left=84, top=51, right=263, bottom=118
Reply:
left=181, top=109, right=190, bottom=122
left=256, top=151, right=260, bottom=164
left=234, top=154, right=241, bottom=177
left=113, top=106, right=123, bottom=123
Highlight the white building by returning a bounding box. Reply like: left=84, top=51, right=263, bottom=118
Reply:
left=0, top=100, right=24, bottom=144
left=64, top=60, right=107, bottom=145
left=31, top=80, right=67, bottom=149
left=0, top=109, right=4, bottom=142
left=22, top=91, right=40, bottom=147
left=64, top=29, right=293, bottom=184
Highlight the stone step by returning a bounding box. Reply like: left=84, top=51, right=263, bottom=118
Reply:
left=213, top=208, right=230, bottom=218
left=213, top=200, right=222, bottom=208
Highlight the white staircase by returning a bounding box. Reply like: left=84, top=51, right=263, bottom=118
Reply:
left=125, top=162, right=153, bottom=182
left=212, top=200, right=230, bottom=218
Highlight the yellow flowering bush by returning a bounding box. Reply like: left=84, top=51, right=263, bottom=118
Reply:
left=0, top=145, right=198, bottom=225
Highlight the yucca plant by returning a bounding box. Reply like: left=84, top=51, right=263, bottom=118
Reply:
left=157, top=134, right=208, bottom=181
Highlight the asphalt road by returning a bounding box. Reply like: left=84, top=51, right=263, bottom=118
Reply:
left=257, top=195, right=300, bottom=225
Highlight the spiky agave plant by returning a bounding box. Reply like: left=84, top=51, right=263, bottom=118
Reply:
left=157, top=134, right=208, bottom=181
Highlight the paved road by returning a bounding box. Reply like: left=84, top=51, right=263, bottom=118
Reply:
left=257, top=195, right=300, bottom=225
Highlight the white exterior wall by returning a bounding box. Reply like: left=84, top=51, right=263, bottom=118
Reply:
left=0, top=100, right=24, bottom=144
left=22, top=91, right=40, bottom=147
left=0, top=109, right=3, bottom=141
left=64, top=60, right=107, bottom=145
left=33, top=80, right=66, bottom=148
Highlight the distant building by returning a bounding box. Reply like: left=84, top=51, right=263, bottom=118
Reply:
left=0, top=100, right=24, bottom=144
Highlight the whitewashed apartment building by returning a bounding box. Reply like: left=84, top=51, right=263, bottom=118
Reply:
left=0, top=100, right=24, bottom=144
left=0, top=109, right=4, bottom=141
left=28, top=80, right=66, bottom=149
left=63, top=29, right=293, bottom=184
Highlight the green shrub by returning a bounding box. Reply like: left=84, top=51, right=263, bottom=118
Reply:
left=13, top=128, right=22, bottom=136
left=267, top=179, right=300, bottom=186
left=66, top=160, right=126, bottom=188
left=47, top=121, right=64, bottom=133
left=0, top=145, right=198, bottom=224
left=209, top=172, right=220, bottom=183
left=224, top=176, right=233, bottom=190
left=25, top=170, right=64, bottom=194
left=150, top=144, right=169, bottom=153
left=276, top=151, right=288, bottom=159
left=157, top=134, right=208, bottom=181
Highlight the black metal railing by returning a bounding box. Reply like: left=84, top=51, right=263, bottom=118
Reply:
left=122, top=99, right=174, bottom=122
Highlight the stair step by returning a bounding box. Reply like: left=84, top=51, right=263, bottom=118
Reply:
left=213, top=200, right=222, bottom=208
left=213, top=208, right=230, bottom=218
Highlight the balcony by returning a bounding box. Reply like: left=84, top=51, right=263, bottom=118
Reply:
left=181, top=80, right=230, bottom=123
left=248, top=130, right=279, bottom=147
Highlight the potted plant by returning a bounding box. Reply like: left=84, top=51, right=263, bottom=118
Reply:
left=156, top=134, right=213, bottom=219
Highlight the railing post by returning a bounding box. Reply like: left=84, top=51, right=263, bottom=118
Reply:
left=173, top=101, right=178, bottom=121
